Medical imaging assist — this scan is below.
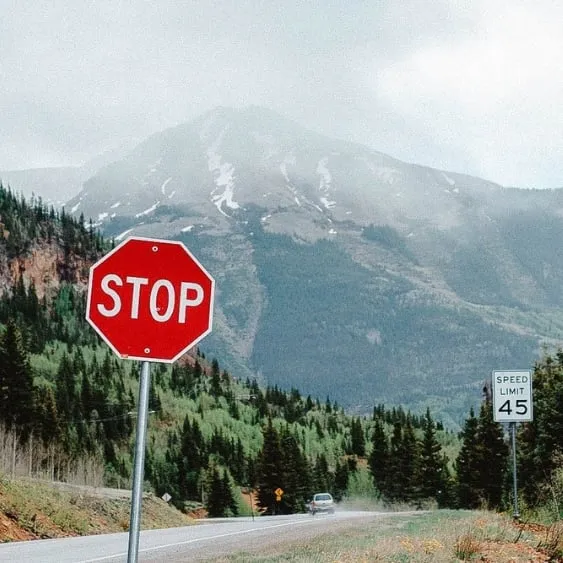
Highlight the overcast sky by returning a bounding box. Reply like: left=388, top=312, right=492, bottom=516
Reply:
left=1, top=0, right=562, bottom=188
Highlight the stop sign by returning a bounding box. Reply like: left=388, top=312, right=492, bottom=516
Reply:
left=86, top=236, right=215, bottom=363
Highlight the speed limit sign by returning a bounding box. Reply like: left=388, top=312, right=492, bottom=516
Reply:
left=491, top=370, right=533, bottom=422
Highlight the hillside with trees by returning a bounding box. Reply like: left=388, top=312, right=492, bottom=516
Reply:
left=0, top=183, right=562, bottom=525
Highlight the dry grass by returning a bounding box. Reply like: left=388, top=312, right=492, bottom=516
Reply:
left=454, top=532, right=481, bottom=560
left=209, top=510, right=551, bottom=563
left=0, top=475, right=193, bottom=542
left=535, top=521, right=563, bottom=560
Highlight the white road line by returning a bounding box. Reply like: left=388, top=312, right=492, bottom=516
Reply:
left=78, top=519, right=311, bottom=563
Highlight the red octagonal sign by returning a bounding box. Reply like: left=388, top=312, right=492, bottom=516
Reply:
left=86, top=237, right=215, bottom=363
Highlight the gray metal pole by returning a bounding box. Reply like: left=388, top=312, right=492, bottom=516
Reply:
left=511, top=422, right=520, bottom=519
left=127, top=361, right=151, bottom=563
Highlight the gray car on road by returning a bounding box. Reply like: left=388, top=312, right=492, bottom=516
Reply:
left=308, top=492, right=335, bottom=515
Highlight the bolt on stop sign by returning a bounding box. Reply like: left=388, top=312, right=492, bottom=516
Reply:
left=86, top=237, right=215, bottom=363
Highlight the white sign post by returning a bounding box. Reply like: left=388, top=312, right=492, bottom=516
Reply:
left=491, top=370, right=533, bottom=423
left=491, top=369, right=533, bottom=520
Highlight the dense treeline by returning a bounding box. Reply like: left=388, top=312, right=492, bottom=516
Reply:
left=0, top=291, right=522, bottom=517
left=1, top=182, right=562, bottom=520
left=0, top=183, right=105, bottom=262
left=0, top=307, right=458, bottom=515
left=518, top=352, right=563, bottom=511
left=0, top=279, right=100, bottom=352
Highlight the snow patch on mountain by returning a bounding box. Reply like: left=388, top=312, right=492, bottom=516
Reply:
left=71, top=202, right=80, bottom=213
left=115, top=228, right=135, bottom=241
left=181, top=225, right=194, bottom=232
left=161, top=177, right=172, bottom=195
left=317, top=157, right=332, bottom=191
left=280, top=159, right=291, bottom=183
left=110, top=201, right=121, bottom=209
left=207, top=129, right=240, bottom=216
left=281, top=154, right=325, bottom=215
left=317, top=158, right=336, bottom=209
left=280, top=156, right=302, bottom=207
left=135, top=201, right=160, bottom=218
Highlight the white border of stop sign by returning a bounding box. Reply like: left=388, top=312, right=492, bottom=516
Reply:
left=86, top=236, right=214, bottom=363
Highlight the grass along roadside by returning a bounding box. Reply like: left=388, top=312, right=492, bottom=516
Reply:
left=0, top=475, right=193, bottom=542
left=206, top=510, right=559, bottom=562
left=2, top=477, right=562, bottom=562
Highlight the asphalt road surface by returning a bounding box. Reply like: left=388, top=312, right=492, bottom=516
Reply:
left=0, top=510, right=395, bottom=562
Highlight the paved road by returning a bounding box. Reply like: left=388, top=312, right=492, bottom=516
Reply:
left=0, top=511, right=391, bottom=562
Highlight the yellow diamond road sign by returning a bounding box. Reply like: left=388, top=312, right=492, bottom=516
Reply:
left=275, top=487, right=283, bottom=497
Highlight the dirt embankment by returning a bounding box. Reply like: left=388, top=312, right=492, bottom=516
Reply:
left=0, top=477, right=194, bottom=543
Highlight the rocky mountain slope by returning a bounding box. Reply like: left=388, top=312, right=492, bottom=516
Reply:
left=59, top=107, right=563, bottom=422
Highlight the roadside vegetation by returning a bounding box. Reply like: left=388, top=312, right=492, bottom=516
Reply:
left=0, top=475, right=192, bottom=541
left=206, top=510, right=561, bottom=562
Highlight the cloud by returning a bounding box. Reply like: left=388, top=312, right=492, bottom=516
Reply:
left=1, top=0, right=561, bottom=188
left=371, top=1, right=563, bottom=186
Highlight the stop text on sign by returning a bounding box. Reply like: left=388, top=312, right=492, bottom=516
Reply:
left=98, top=274, right=204, bottom=322
left=86, top=236, right=214, bottom=363
left=491, top=370, right=533, bottom=423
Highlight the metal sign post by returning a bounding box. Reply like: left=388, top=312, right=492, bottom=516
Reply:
left=127, top=361, right=151, bottom=563
left=86, top=237, right=215, bottom=563
left=491, top=370, right=533, bottom=521
left=510, top=422, right=519, bottom=519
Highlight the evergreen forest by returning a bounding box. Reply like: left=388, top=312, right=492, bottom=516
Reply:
left=1, top=183, right=563, bottom=520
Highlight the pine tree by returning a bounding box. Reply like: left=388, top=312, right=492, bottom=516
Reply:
left=333, top=459, right=349, bottom=502
left=385, top=421, right=404, bottom=501
left=518, top=353, right=563, bottom=505
left=210, top=358, right=221, bottom=398
left=399, top=420, right=420, bottom=503
left=418, top=408, right=446, bottom=502
left=205, top=463, right=237, bottom=517
left=475, top=399, right=508, bottom=509
left=221, top=471, right=238, bottom=516
left=312, top=454, right=332, bottom=493
left=350, top=417, right=366, bottom=457
left=279, top=428, right=310, bottom=513
left=56, top=352, right=76, bottom=422
left=368, top=418, right=388, bottom=496
left=178, top=416, right=205, bottom=499
left=205, top=464, right=225, bottom=517
left=256, top=419, right=285, bottom=514
left=455, top=407, right=481, bottom=508
left=33, top=386, right=61, bottom=444
left=81, top=372, right=94, bottom=419
left=0, top=319, right=35, bottom=431
left=149, top=449, right=181, bottom=504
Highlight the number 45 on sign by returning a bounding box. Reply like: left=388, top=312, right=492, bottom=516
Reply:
left=491, top=370, right=533, bottom=423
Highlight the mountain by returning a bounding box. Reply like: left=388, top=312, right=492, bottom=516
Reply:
left=0, top=140, right=137, bottom=206
left=0, top=166, right=88, bottom=206
left=63, top=106, right=563, bottom=423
